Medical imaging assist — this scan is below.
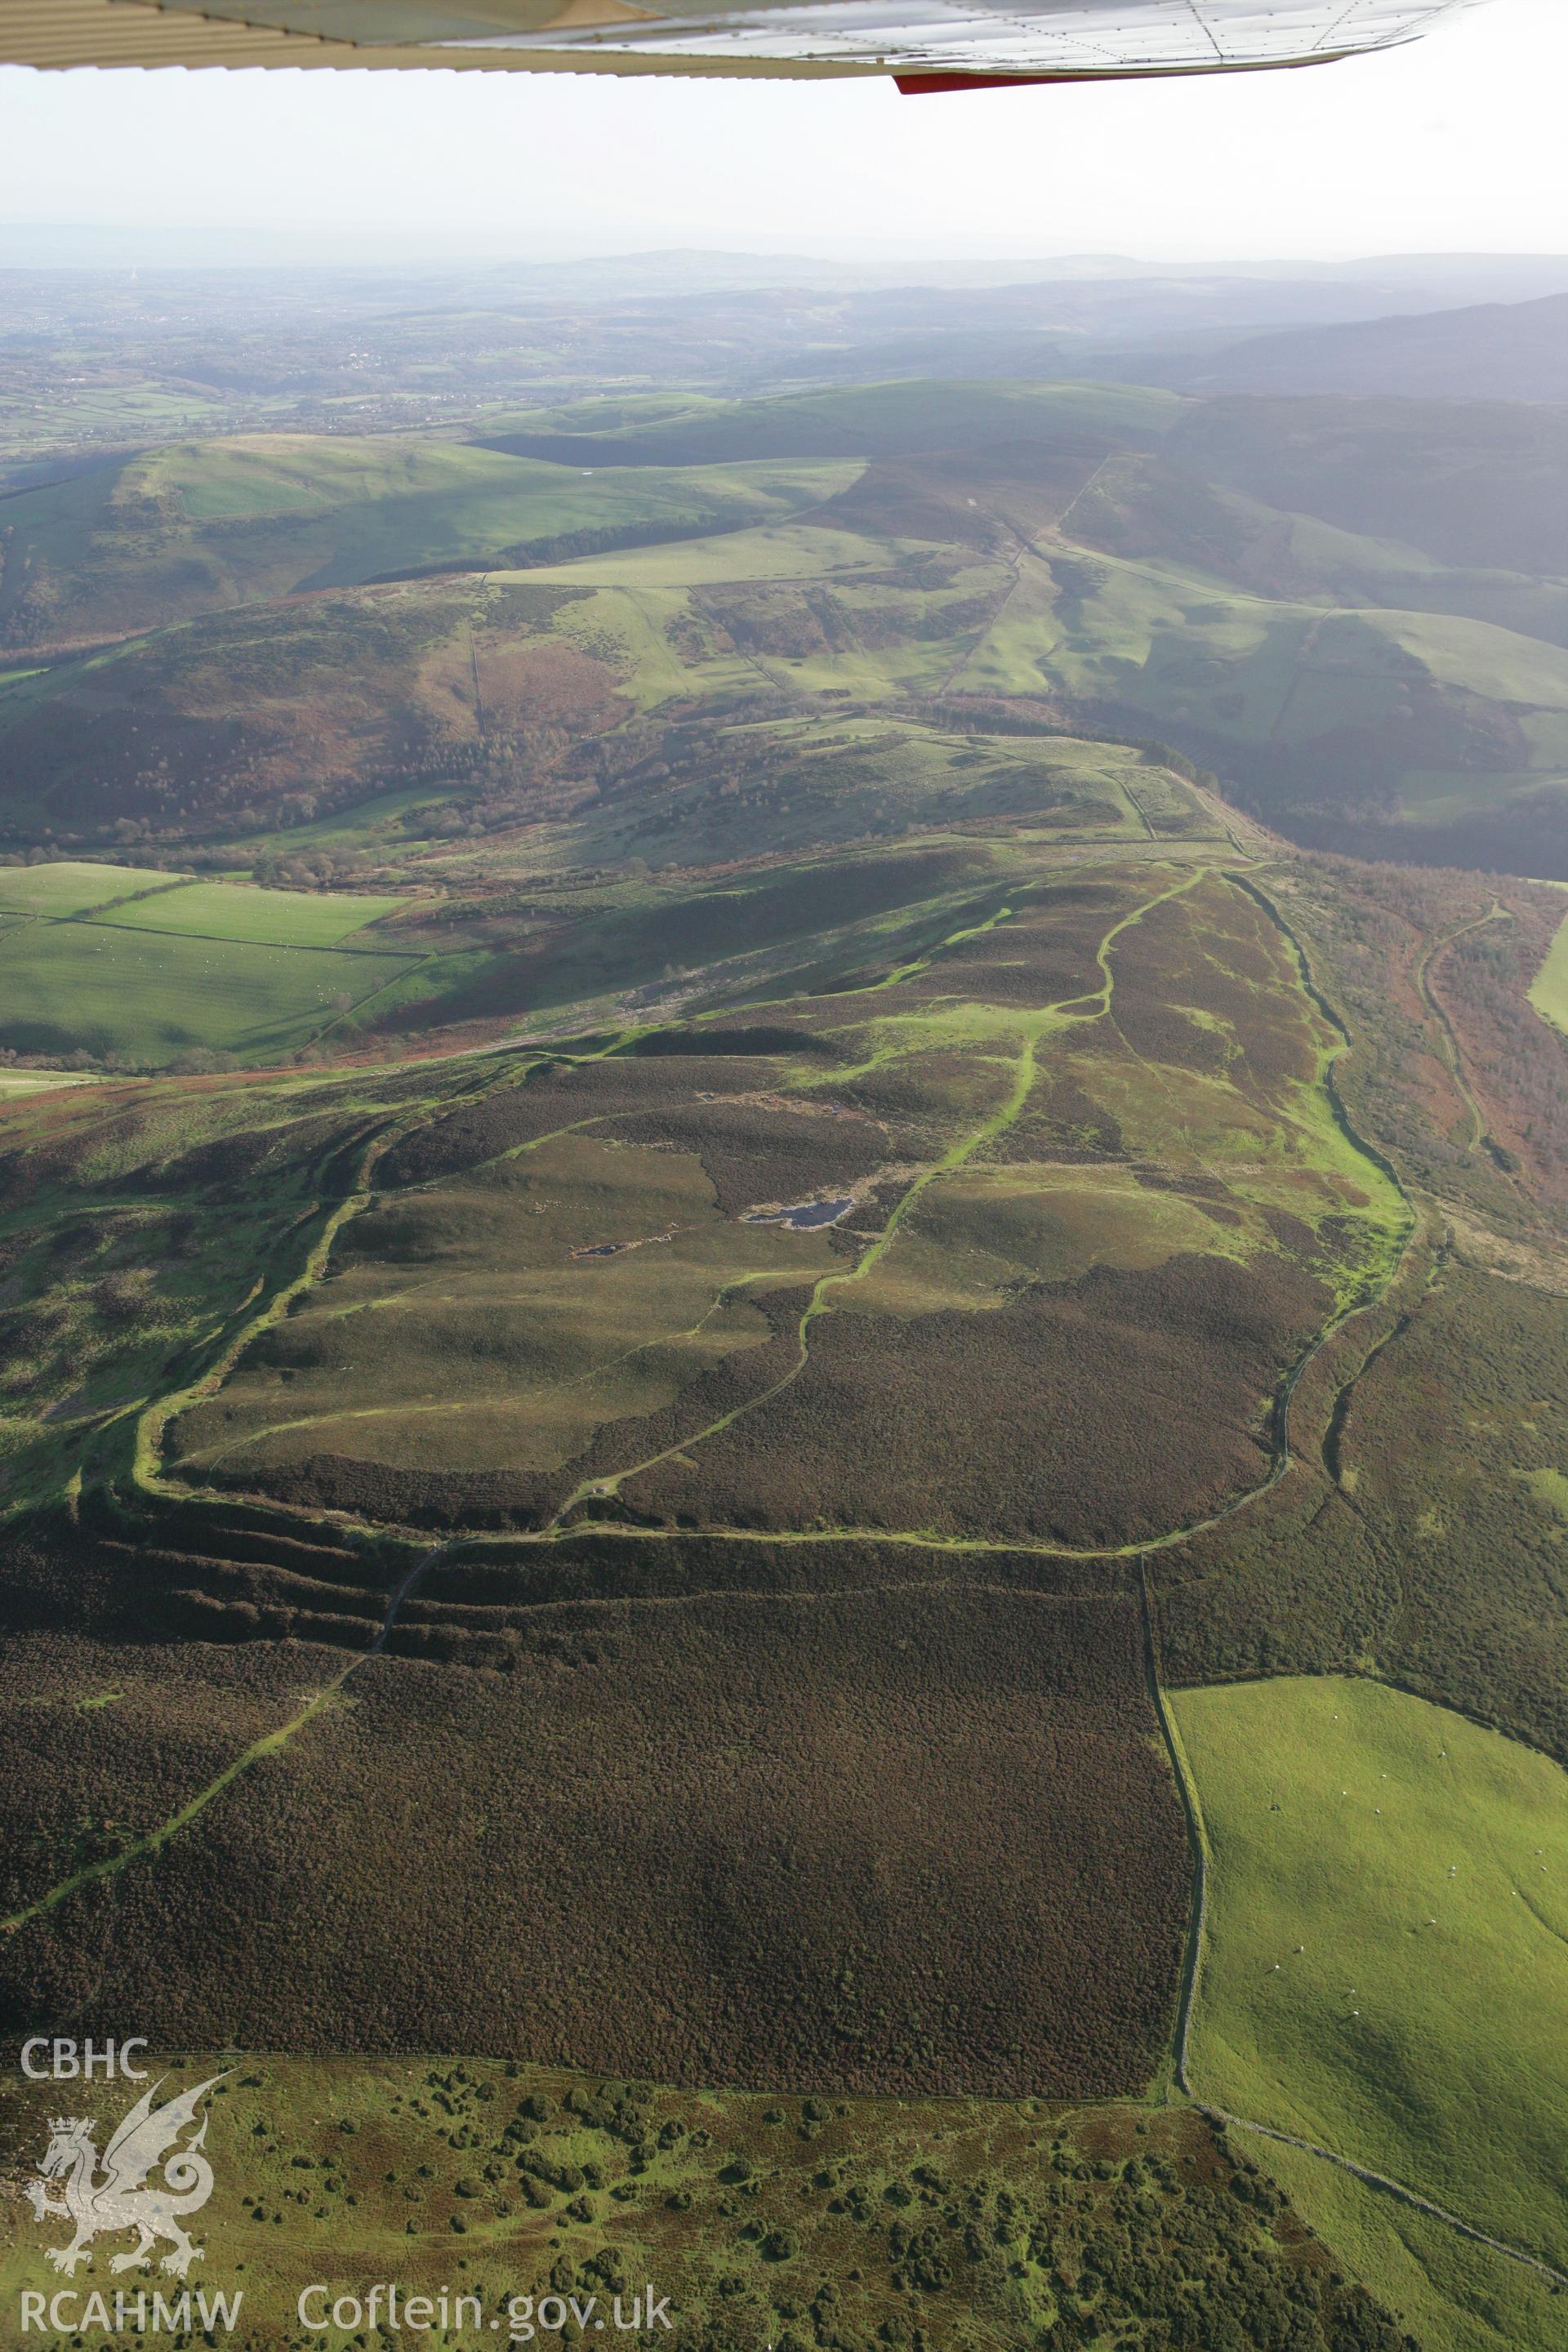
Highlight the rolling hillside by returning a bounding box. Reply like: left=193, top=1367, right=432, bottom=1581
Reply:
left=6, top=377, right=1568, bottom=876
left=5, top=359, right=1568, bottom=2352
left=0, top=435, right=858, bottom=647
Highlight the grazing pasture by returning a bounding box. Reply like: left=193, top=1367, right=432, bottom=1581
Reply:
left=1528, top=893, right=1568, bottom=1036
left=0, top=858, right=179, bottom=917
left=1256, top=2132, right=1568, bottom=2352
left=0, top=434, right=863, bottom=641
left=1174, top=1673, right=1568, bottom=2274
left=0, top=920, right=416, bottom=1063
left=97, top=878, right=408, bottom=946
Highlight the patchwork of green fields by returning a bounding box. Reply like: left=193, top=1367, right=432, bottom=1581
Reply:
left=1174, top=1674, right=1568, bottom=2274
left=0, top=432, right=864, bottom=640
left=0, top=868, right=416, bottom=1063
left=10, top=381, right=1568, bottom=874
left=506, top=515, right=933, bottom=591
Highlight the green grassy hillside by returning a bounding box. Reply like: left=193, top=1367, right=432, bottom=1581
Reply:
left=1169, top=396, right=1568, bottom=577
left=99, top=876, right=408, bottom=945
left=0, top=434, right=859, bottom=645
left=0, top=858, right=184, bottom=916
left=0, top=921, right=417, bottom=1064
left=0, top=700, right=1223, bottom=1067
left=0, top=872, right=417, bottom=1063
left=7, top=378, right=1567, bottom=874
left=1174, top=1674, right=1568, bottom=2274
left=6, top=360, right=1568, bottom=2352
left=1254, top=2133, right=1568, bottom=2352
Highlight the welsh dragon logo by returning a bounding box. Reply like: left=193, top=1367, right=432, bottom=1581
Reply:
left=23, top=2073, right=226, bottom=2278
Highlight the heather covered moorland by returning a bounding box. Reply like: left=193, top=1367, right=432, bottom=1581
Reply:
left=4, top=331, right=1568, bottom=2352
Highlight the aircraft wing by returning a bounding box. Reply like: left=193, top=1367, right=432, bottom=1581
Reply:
left=0, top=0, right=1495, bottom=87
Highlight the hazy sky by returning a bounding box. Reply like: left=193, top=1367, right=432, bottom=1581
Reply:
left=0, top=0, right=1562, bottom=266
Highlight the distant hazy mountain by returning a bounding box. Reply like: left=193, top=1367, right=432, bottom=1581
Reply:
left=1166, top=291, right=1568, bottom=402
left=10, top=225, right=1568, bottom=310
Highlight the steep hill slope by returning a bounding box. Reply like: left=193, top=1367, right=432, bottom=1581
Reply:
left=1168, top=396, right=1568, bottom=577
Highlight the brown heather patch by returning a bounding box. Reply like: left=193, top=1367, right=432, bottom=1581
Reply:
left=419, top=630, right=625, bottom=735
left=377, top=1057, right=774, bottom=1187
left=614, top=1251, right=1328, bottom=1548
left=204, top=1282, right=817, bottom=1530
left=0, top=1586, right=1189, bottom=2099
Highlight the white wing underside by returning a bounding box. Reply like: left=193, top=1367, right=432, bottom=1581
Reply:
left=0, top=0, right=1495, bottom=81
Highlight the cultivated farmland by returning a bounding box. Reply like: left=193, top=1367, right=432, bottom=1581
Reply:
left=97, top=877, right=408, bottom=945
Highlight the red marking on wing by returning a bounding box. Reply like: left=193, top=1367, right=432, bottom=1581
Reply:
left=894, top=56, right=1340, bottom=93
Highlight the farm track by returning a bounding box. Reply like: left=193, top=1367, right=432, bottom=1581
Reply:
left=1138, top=1564, right=1206, bottom=2100
left=71, top=916, right=425, bottom=960
left=11, top=1538, right=1557, bottom=2305
left=1413, top=906, right=1511, bottom=1159
left=933, top=513, right=1024, bottom=696
left=2, top=866, right=1410, bottom=1910
left=1140, top=1561, right=1568, bottom=2296
left=545, top=865, right=1205, bottom=1523
left=1194, top=2105, right=1568, bottom=2292
left=538, top=866, right=1412, bottom=1556
left=1320, top=1221, right=1447, bottom=1497
left=0, top=1564, right=1123, bottom=1944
